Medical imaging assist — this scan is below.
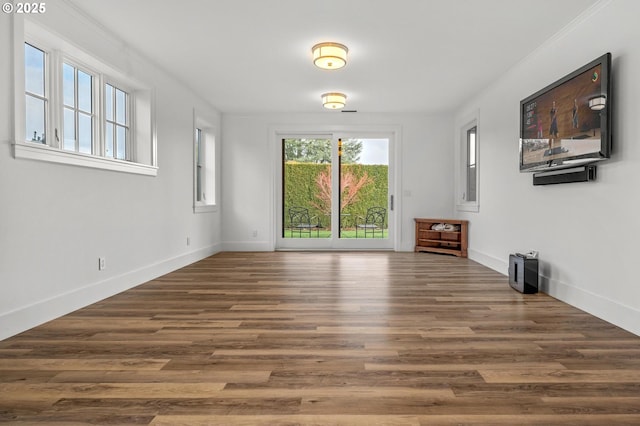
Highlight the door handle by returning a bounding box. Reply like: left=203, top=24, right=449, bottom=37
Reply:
left=390, top=195, right=394, bottom=211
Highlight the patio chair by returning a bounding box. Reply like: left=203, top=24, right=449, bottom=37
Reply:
left=288, top=206, right=321, bottom=237
left=356, top=207, right=386, bottom=238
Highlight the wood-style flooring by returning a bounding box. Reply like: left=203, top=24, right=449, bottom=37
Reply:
left=1, top=251, right=640, bottom=425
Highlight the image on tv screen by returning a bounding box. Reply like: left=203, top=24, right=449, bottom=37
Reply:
left=521, top=64, right=603, bottom=167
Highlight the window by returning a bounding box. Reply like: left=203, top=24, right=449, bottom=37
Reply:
left=457, top=114, right=479, bottom=212
left=466, top=126, right=477, bottom=202
left=193, top=113, right=216, bottom=213
left=105, top=83, right=129, bottom=160
left=14, top=20, right=157, bottom=176
left=195, top=127, right=203, bottom=202
left=24, top=43, right=47, bottom=144
left=63, top=63, right=94, bottom=154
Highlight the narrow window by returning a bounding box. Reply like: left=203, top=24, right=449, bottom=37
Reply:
left=105, top=83, right=129, bottom=160
left=193, top=116, right=216, bottom=212
left=24, top=43, right=47, bottom=144
left=195, top=127, right=203, bottom=202
left=63, top=63, right=94, bottom=154
left=457, top=117, right=479, bottom=212
left=466, top=126, right=477, bottom=202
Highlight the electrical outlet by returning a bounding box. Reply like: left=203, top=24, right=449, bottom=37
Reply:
left=98, top=257, right=106, bottom=271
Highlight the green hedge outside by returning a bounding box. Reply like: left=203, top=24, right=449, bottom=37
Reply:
left=284, top=162, right=388, bottom=230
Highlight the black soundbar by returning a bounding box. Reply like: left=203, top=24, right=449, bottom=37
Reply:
left=533, top=165, right=597, bottom=186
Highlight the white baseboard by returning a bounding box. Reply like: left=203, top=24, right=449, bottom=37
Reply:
left=222, top=240, right=273, bottom=252
left=469, top=248, right=640, bottom=337
left=544, top=276, right=640, bottom=337
left=468, top=248, right=508, bottom=275
left=0, top=244, right=221, bottom=340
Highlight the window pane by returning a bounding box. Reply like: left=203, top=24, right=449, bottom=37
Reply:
left=63, top=63, right=75, bottom=107
left=63, top=107, right=75, bottom=151
left=116, top=125, right=126, bottom=160
left=283, top=138, right=331, bottom=239
left=78, top=112, right=92, bottom=154
left=105, top=122, right=114, bottom=158
left=196, top=128, right=202, bottom=202
left=196, top=128, right=202, bottom=165
left=340, top=138, right=389, bottom=239
left=115, top=89, right=126, bottom=125
left=466, top=126, right=477, bottom=202
left=25, top=95, right=46, bottom=143
left=24, top=43, right=45, bottom=96
left=467, top=166, right=476, bottom=202
left=468, top=129, right=476, bottom=167
left=78, top=70, right=92, bottom=113
left=196, top=165, right=203, bottom=202
left=105, top=84, right=113, bottom=121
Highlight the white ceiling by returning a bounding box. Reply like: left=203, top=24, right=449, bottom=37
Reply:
left=67, top=0, right=599, bottom=114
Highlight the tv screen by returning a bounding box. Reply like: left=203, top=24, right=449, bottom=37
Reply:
left=519, top=53, right=611, bottom=172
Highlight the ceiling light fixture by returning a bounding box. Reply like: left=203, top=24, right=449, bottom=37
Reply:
left=312, top=42, right=348, bottom=70
left=322, top=92, right=347, bottom=109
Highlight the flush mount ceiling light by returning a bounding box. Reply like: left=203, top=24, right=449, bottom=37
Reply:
left=322, top=92, right=347, bottom=109
left=312, top=42, right=348, bottom=70
left=588, top=95, right=607, bottom=110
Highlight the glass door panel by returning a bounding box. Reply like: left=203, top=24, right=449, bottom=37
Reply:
left=339, top=138, right=389, bottom=239
left=282, top=138, right=331, bottom=239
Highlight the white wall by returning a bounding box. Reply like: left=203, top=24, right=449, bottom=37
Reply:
left=221, top=112, right=453, bottom=252
left=454, top=0, right=640, bottom=335
left=0, top=4, right=222, bottom=339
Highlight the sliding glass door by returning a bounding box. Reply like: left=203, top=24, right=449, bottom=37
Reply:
left=278, top=134, right=393, bottom=250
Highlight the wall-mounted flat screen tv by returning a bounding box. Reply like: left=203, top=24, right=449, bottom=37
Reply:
left=519, top=53, right=611, bottom=172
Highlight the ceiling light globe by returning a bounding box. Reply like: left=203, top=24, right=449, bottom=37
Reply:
left=322, top=92, right=347, bottom=109
left=312, top=42, right=348, bottom=70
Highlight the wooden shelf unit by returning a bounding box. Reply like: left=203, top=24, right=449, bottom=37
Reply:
left=415, top=218, right=468, bottom=258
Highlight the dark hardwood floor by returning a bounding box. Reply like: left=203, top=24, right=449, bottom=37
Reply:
left=1, top=251, right=640, bottom=425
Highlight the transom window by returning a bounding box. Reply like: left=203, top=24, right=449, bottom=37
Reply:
left=25, top=47, right=134, bottom=161
left=16, top=21, right=157, bottom=177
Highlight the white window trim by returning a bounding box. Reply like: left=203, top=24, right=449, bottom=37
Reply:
left=13, top=140, right=158, bottom=176
left=456, top=110, right=480, bottom=213
left=12, top=16, right=158, bottom=177
left=193, top=109, right=218, bottom=214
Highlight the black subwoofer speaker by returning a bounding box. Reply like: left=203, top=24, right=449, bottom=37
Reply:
left=508, top=254, right=539, bottom=294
